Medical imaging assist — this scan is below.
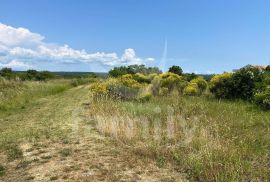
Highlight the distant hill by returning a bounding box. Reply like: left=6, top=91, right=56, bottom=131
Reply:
left=14, top=71, right=108, bottom=78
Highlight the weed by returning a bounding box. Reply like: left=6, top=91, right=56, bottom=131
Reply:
left=25, top=176, right=35, bottom=180
left=59, top=148, right=72, bottom=157
left=6, top=144, right=23, bottom=161
left=50, top=176, right=58, bottom=181
left=0, top=164, right=5, bottom=176
left=16, top=160, right=31, bottom=169
left=40, top=155, right=52, bottom=160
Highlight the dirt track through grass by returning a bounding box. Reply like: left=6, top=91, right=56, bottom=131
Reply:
left=0, top=86, right=186, bottom=182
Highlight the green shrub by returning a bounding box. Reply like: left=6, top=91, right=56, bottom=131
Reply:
left=0, top=67, right=15, bottom=79
left=254, top=86, right=270, bottom=110
left=109, top=64, right=161, bottom=77
left=184, top=73, right=198, bottom=81
left=90, top=76, right=143, bottom=100
left=210, top=65, right=264, bottom=100
left=59, top=148, right=72, bottom=157
left=132, top=73, right=151, bottom=83
left=118, top=74, right=142, bottom=89
left=209, top=72, right=233, bottom=99
left=168, top=65, right=183, bottom=75
left=231, top=65, right=263, bottom=100
left=19, top=70, right=55, bottom=81
left=160, top=72, right=186, bottom=92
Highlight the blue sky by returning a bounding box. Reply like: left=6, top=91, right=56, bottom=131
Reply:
left=0, top=0, right=270, bottom=73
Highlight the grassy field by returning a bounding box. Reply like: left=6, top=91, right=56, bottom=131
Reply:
left=0, top=80, right=186, bottom=181
left=0, top=79, right=269, bottom=181
left=89, top=96, right=270, bottom=181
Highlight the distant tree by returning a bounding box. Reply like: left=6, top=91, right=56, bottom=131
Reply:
left=20, top=69, right=49, bottom=81
left=26, top=69, right=38, bottom=80
left=168, top=65, right=183, bottom=76
left=109, top=66, right=129, bottom=77
left=109, top=65, right=162, bottom=77
left=36, top=71, right=55, bottom=81
left=266, top=65, right=270, bottom=72
left=184, top=73, right=198, bottom=81
left=0, top=67, right=14, bottom=79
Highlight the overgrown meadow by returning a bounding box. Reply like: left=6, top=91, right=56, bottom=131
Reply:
left=0, top=65, right=269, bottom=181
left=89, top=65, right=270, bottom=181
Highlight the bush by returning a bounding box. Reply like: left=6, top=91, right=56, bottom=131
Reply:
left=254, top=86, right=270, bottom=110
left=190, top=76, right=208, bottom=94
left=265, top=65, right=270, bottom=72
left=132, top=73, right=151, bottom=83
left=168, top=65, right=183, bottom=75
left=183, top=83, right=200, bottom=96
left=210, top=72, right=233, bottom=99
left=137, top=93, right=152, bottom=102
left=231, top=65, right=263, bottom=100
left=160, top=72, right=186, bottom=92
left=90, top=76, right=143, bottom=100
left=107, top=84, right=139, bottom=100
left=0, top=67, right=14, bottom=79
left=90, top=81, right=108, bottom=97
left=108, top=66, right=129, bottom=77
left=20, top=70, right=55, bottom=81
left=118, top=74, right=142, bottom=89
left=109, top=64, right=161, bottom=77
left=184, top=73, right=198, bottom=82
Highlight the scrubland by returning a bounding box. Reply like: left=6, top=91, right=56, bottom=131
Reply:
left=0, top=65, right=269, bottom=181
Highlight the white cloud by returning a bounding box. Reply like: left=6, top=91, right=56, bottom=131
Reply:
left=0, top=60, right=31, bottom=69
left=146, top=57, right=155, bottom=62
left=0, top=23, right=44, bottom=47
left=0, top=23, right=154, bottom=69
left=121, top=48, right=143, bottom=65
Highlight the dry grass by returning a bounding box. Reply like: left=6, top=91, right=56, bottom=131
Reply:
left=0, top=82, right=185, bottom=181
left=89, top=96, right=270, bottom=181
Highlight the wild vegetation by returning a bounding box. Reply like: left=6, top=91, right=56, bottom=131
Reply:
left=0, top=64, right=269, bottom=181
left=88, top=64, right=270, bottom=181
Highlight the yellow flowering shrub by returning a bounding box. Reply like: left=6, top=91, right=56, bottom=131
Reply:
left=183, top=83, right=199, bottom=96
left=160, top=72, right=186, bottom=92
left=90, top=81, right=108, bottom=96
left=190, top=76, right=208, bottom=94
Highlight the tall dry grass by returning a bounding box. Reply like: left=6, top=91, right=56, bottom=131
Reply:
left=88, top=95, right=270, bottom=181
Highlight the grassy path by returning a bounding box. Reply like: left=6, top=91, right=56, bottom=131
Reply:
left=0, top=86, right=186, bottom=182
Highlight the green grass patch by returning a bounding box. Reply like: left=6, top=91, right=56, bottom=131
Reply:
left=59, top=148, right=72, bottom=157
left=5, top=144, right=23, bottom=161
left=0, top=79, right=73, bottom=112
left=0, top=164, right=5, bottom=176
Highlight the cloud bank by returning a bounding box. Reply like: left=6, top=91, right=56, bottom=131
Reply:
left=0, top=23, right=154, bottom=69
